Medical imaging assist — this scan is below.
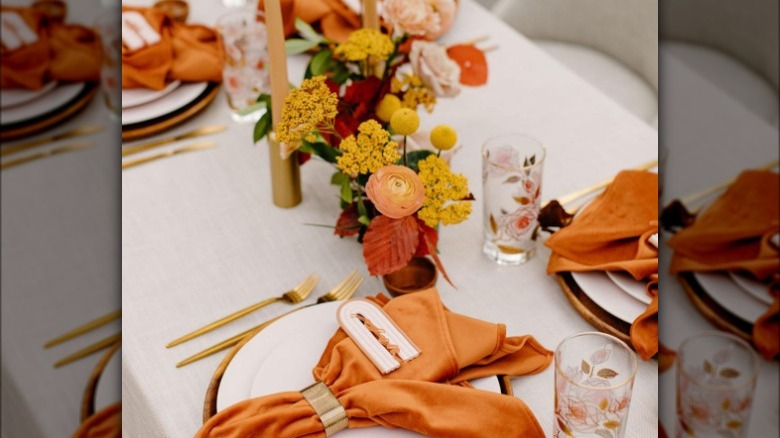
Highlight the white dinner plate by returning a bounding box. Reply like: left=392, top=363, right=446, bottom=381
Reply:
left=605, top=271, right=652, bottom=305
left=121, top=81, right=208, bottom=126
left=728, top=271, right=773, bottom=305
left=0, top=81, right=58, bottom=109
left=95, top=346, right=121, bottom=410
left=0, top=82, right=85, bottom=125
left=571, top=271, right=648, bottom=324
left=218, top=301, right=501, bottom=437
left=694, top=272, right=769, bottom=322
left=121, top=80, right=181, bottom=109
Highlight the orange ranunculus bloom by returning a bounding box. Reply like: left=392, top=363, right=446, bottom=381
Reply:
left=366, top=165, right=425, bottom=218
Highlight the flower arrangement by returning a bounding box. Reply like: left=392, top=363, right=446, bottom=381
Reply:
left=253, top=15, right=489, bottom=281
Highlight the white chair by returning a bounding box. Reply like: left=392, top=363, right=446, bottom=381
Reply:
left=661, top=0, right=779, bottom=126
left=491, top=0, right=658, bottom=127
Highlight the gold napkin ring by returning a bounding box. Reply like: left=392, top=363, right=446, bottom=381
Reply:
left=300, top=382, right=348, bottom=436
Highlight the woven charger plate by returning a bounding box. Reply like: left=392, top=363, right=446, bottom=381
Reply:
left=80, top=341, right=121, bottom=422
left=677, top=272, right=753, bottom=344
left=203, top=312, right=514, bottom=423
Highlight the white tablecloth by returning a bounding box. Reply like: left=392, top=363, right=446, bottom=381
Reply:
left=122, top=1, right=658, bottom=436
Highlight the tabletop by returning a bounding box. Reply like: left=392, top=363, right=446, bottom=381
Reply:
left=121, top=0, right=659, bottom=436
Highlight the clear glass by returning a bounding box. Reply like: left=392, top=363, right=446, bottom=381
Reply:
left=223, top=0, right=255, bottom=7
left=217, top=9, right=270, bottom=124
left=95, top=9, right=121, bottom=120
left=554, top=332, right=638, bottom=438
left=481, top=134, right=546, bottom=265
left=676, top=332, right=759, bottom=438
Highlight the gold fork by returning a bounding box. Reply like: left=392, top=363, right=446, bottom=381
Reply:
left=1, top=142, right=94, bottom=170
left=1, top=125, right=103, bottom=157
left=122, top=141, right=217, bottom=170
left=122, top=125, right=226, bottom=156
left=54, top=333, right=122, bottom=368
left=166, top=274, right=320, bottom=348
left=176, top=271, right=362, bottom=368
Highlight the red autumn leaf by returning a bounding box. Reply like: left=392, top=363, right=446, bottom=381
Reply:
left=335, top=203, right=360, bottom=237
left=298, top=151, right=311, bottom=165
left=334, top=111, right=360, bottom=140
left=342, top=76, right=381, bottom=104
left=446, top=44, right=488, bottom=86
left=363, top=215, right=420, bottom=276
left=415, top=220, right=438, bottom=256
left=417, top=220, right=455, bottom=287
left=324, top=78, right=340, bottom=95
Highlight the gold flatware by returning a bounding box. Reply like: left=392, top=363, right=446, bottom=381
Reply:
left=0, top=141, right=94, bottom=170
left=0, top=125, right=103, bottom=157
left=176, top=271, right=362, bottom=368
left=44, top=310, right=121, bottom=348
left=121, top=141, right=217, bottom=170
left=555, top=159, right=659, bottom=207
left=54, top=332, right=122, bottom=368
left=122, top=125, right=226, bottom=156
left=167, top=274, right=320, bottom=348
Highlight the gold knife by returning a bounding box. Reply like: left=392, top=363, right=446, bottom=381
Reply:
left=0, top=142, right=94, bottom=170
left=44, top=310, right=121, bottom=348
left=122, top=125, right=226, bottom=156
left=1, top=125, right=104, bottom=157
left=54, top=332, right=121, bottom=368
left=122, top=141, right=218, bottom=170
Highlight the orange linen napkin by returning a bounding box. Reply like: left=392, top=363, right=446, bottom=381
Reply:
left=72, top=403, right=121, bottom=438
left=122, top=7, right=223, bottom=90
left=258, top=0, right=361, bottom=43
left=668, top=170, right=779, bottom=358
left=197, top=288, right=553, bottom=437
left=546, top=170, right=659, bottom=359
left=48, top=23, right=102, bottom=83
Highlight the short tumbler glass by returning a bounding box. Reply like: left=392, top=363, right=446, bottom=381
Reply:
left=676, top=332, right=759, bottom=438
left=482, top=134, right=546, bottom=265
left=554, top=332, right=638, bottom=438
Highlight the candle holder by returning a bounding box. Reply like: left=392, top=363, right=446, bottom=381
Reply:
left=267, top=136, right=301, bottom=208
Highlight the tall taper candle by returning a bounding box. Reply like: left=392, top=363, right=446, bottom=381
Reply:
left=265, top=0, right=301, bottom=208
left=362, top=0, right=379, bottom=30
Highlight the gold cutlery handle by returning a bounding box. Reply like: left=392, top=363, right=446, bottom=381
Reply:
left=555, top=159, right=658, bottom=206
left=54, top=333, right=122, bottom=368
left=1, top=125, right=103, bottom=157
left=122, top=125, right=226, bottom=156
left=1, top=142, right=94, bottom=170
left=167, top=297, right=284, bottom=348
left=45, top=310, right=121, bottom=348
left=122, top=141, right=217, bottom=170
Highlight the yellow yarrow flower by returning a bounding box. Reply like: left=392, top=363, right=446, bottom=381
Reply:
left=401, top=87, right=436, bottom=113
left=275, top=76, right=338, bottom=158
left=376, top=94, right=402, bottom=122
left=336, top=120, right=400, bottom=176
left=334, top=29, right=394, bottom=62
left=390, top=108, right=420, bottom=135
left=417, top=155, right=472, bottom=227
left=430, top=124, right=458, bottom=150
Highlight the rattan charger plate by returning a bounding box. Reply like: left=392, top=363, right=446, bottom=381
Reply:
left=80, top=341, right=121, bottom=422
left=677, top=272, right=754, bottom=343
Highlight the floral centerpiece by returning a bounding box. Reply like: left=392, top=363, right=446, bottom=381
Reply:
left=253, top=8, right=488, bottom=282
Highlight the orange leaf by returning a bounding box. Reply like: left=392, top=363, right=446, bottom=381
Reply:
left=418, top=219, right=455, bottom=288
left=363, top=215, right=420, bottom=276
left=447, top=45, right=488, bottom=86
left=335, top=203, right=360, bottom=237
left=415, top=221, right=438, bottom=256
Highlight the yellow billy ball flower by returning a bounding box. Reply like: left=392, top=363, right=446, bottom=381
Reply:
left=430, top=124, right=458, bottom=150
left=376, top=94, right=402, bottom=122
left=390, top=108, right=420, bottom=136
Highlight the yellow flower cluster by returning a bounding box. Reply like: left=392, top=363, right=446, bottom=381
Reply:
left=334, top=29, right=394, bottom=62
left=276, top=76, right=338, bottom=155
left=417, top=155, right=472, bottom=227
left=391, top=73, right=436, bottom=113
left=336, top=120, right=400, bottom=176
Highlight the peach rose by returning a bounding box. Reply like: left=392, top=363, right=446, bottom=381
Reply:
left=381, top=0, right=441, bottom=38
left=409, top=40, right=461, bottom=97
left=425, top=0, right=457, bottom=39
left=366, top=165, right=425, bottom=218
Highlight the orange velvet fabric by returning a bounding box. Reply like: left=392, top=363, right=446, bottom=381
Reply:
left=258, top=0, right=361, bottom=43
left=196, top=289, right=553, bottom=437
left=546, top=170, right=659, bottom=359
left=669, top=170, right=779, bottom=358
left=72, top=403, right=121, bottom=438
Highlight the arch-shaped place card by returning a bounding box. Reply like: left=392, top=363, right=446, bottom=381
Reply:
left=337, top=300, right=420, bottom=375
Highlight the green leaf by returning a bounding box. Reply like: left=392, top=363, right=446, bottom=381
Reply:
left=253, top=112, right=272, bottom=143
left=285, top=38, right=319, bottom=55
left=295, top=18, right=323, bottom=43
left=237, top=102, right=267, bottom=116
left=331, top=171, right=350, bottom=186
left=357, top=197, right=368, bottom=217
left=358, top=215, right=371, bottom=226
left=300, top=140, right=341, bottom=163
left=340, top=179, right=353, bottom=203
left=403, top=150, right=435, bottom=172
left=310, top=49, right=333, bottom=77
left=330, top=63, right=351, bottom=85
left=256, top=93, right=272, bottom=105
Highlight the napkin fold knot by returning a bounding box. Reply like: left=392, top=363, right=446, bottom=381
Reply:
left=300, top=382, right=348, bottom=436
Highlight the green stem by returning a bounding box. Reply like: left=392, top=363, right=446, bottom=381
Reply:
left=403, top=135, right=408, bottom=166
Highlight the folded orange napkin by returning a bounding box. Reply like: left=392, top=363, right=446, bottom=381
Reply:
left=546, top=170, right=659, bottom=359
left=258, top=0, right=361, bottom=43
left=197, top=289, right=553, bottom=437
left=72, top=403, right=121, bottom=438
left=1, top=6, right=100, bottom=90
left=122, top=7, right=223, bottom=90
left=668, top=170, right=779, bottom=358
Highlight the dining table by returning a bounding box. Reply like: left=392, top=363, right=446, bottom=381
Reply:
left=121, top=0, right=659, bottom=436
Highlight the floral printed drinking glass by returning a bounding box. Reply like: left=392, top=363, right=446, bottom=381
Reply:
left=217, top=9, right=270, bottom=123
left=554, top=332, right=638, bottom=438
left=676, top=332, right=759, bottom=438
left=482, top=134, right=546, bottom=265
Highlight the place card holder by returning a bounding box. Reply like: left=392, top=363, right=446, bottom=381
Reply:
left=337, top=300, right=420, bottom=375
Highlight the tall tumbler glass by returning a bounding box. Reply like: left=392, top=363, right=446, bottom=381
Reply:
left=676, top=332, right=759, bottom=438
left=482, top=134, right=546, bottom=265
left=555, top=332, right=638, bottom=438
left=217, top=9, right=270, bottom=123
left=95, top=8, right=121, bottom=119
